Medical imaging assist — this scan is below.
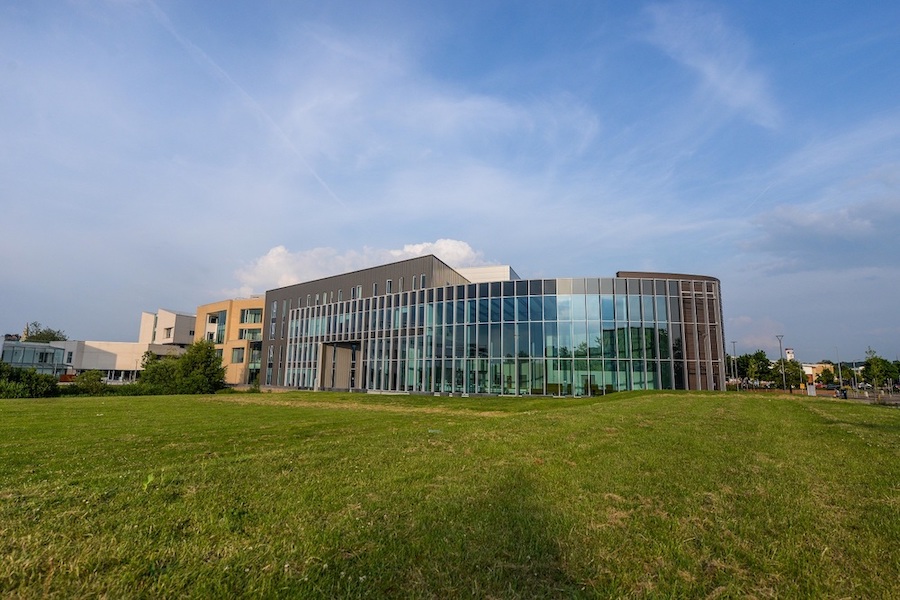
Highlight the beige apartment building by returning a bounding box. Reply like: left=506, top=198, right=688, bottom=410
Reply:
left=195, top=297, right=265, bottom=386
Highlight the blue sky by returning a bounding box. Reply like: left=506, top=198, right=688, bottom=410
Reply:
left=2, top=1, right=899, bottom=363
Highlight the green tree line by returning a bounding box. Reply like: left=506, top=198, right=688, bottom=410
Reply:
left=728, top=348, right=900, bottom=390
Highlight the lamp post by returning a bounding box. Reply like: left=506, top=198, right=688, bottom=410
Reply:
left=776, top=335, right=786, bottom=390
left=731, top=340, right=737, bottom=383
left=835, top=347, right=843, bottom=388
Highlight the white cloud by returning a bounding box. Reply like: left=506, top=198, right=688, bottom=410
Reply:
left=643, top=2, right=781, bottom=129
left=230, top=239, right=487, bottom=295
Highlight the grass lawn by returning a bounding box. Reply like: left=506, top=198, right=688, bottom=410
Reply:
left=1, top=390, right=898, bottom=598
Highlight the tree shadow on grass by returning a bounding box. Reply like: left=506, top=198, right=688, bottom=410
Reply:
left=315, top=465, right=581, bottom=598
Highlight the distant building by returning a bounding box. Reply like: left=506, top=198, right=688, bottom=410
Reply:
left=195, top=297, right=265, bottom=385
left=0, top=340, right=66, bottom=376
left=50, top=339, right=184, bottom=383
left=263, top=255, right=726, bottom=394
left=1, top=310, right=192, bottom=383
left=139, top=309, right=196, bottom=348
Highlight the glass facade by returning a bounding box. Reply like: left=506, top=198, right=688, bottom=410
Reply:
left=1, top=342, right=67, bottom=376
left=269, top=270, right=725, bottom=394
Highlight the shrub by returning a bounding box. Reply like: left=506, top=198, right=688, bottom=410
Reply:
left=74, top=371, right=108, bottom=396
left=0, top=367, right=60, bottom=398
left=0, top=380, right=29, bottom=399
left=138, top=341, right=226, bottom=395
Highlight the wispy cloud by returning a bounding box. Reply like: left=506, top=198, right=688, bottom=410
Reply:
left=643, top=2, right=781, bottom=129
left=145, top=0, right=346, bottom=206
left=739, top=113, right=900, bottom=274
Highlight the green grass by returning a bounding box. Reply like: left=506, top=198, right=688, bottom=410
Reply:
left=1, top=391, right=898, bottom=598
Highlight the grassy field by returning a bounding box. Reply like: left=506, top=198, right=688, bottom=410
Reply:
left=1, top=390, right=898, bottom=598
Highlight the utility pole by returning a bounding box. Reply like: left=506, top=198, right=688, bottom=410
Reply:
left=731, top=340, right=737, bottom=385
left=776, top=335, right=787, bottom=391
left=835, top=347, right=842, bottom=388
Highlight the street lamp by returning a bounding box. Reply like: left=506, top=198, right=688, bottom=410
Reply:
left=731, top=340, right=737, bottom=384
left=835, top=347, right=843, bottom=388
left=776, top=335, right=787, bottom=391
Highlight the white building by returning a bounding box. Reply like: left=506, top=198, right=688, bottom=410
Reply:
left=51, top=309, right=195, bottom=382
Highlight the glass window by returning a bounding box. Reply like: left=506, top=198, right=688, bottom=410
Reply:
left=556, top=295, right=572, bottom=320
left=516, top=322, right=529, bottom=357
left=656, top=296, right=668, bottom=323
left=600, top=295, right=614, bottom=320
left=503, top=297, right=515, bottom=322
left=628, top=296, right=642, bottom=323
left=529, top=296, right=543, bottom=321
left=240, top=308, right=263, bottom=323
left=586, top=295, right=600, bottom=321
left=616, top=326, right=629, bottom=358
left=517, top=296, right=528, bottom=321
left=231, top=347, right=245, bottom=363
left=658, top=324, right=671, bottom=359
left=558, top=321, right=573, bottom=357
left=645, top=328, right=657, bottom=359
left=669, top=297, right=682, bottom=322
left=543, top=296, right=557, bottom=320
left=530, top=322, right=544, bottom=357
left=615, top=296, right=627, bottom=321
left=478, top=298, right=489, bottom=323
left=572, top=295, right=586, bottom=321
left=544, top=321, right=558, bottom=357
left=642, top=296, right=655, bottom=322
left=588, top=322, right=602, bottom=358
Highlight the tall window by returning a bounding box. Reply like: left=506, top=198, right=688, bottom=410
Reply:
left=240, top=308, right=262, bottom=324
left=386, top=280, right=393, bottom=294
left=232, top=347, right=245, bottom=363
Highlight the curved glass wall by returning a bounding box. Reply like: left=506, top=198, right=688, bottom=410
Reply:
left=281, top=276, right=724, bottom=394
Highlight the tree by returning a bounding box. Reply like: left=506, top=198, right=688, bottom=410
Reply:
left=141, top=350, right=159, bottom=369
left=773, top=359, right=806, bottom=390
left=139, top=356, right=179, bottom=395
left=816, top=367, right=835, bottom=386
left=862, top=347, right=898, bottom=389
left=23, top=322, right=67, bottom=342
left=138, top=341, right=225, bottom=395
left=741, top=350, right=772, bottom=386
left=74, top=370, right=107, bottom=396
left=176, top=340, right=226, bottom=394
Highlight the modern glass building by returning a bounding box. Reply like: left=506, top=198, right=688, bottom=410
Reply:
left=263, top=256, right=725, bottom=395
left=0, top=341, right=67, bottom=376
